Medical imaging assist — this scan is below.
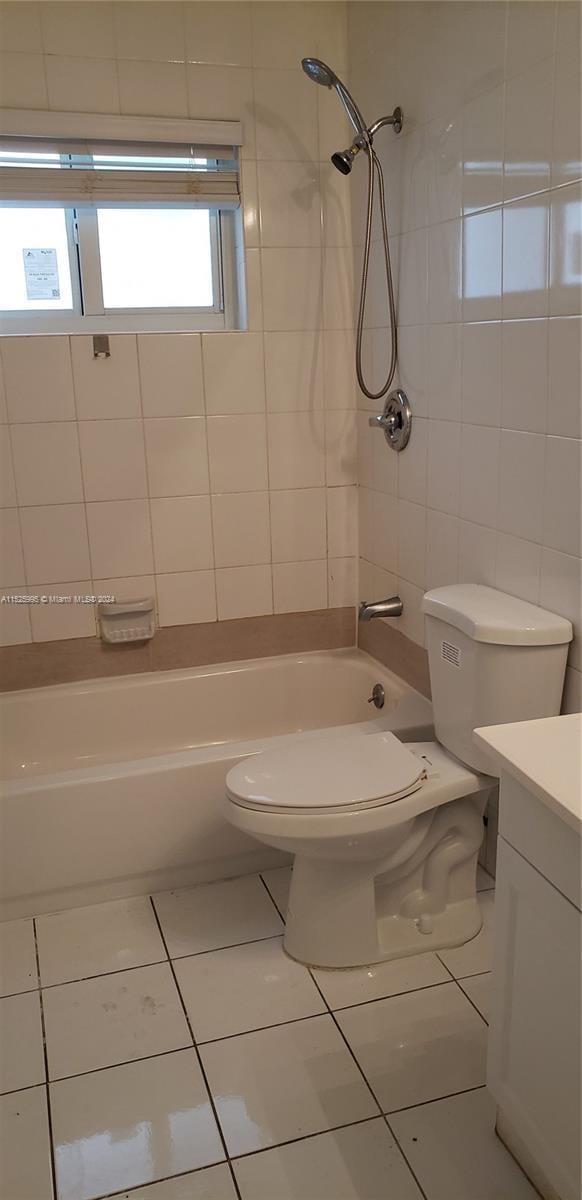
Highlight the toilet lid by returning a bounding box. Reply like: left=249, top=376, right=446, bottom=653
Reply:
left=226, top=731, right=425, bottom=812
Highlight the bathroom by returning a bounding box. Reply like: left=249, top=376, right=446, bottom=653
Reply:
left=0, top=0, right=580, bottom=1196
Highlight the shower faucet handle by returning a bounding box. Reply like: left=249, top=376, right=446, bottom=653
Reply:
left=368, top=388, right=412, bottom=452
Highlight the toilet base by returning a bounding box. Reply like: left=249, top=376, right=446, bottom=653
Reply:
left=283, top=793, right=485, bottom=968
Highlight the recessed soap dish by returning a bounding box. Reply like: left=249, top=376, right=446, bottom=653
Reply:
left=98, top=597, right=155, bottom=644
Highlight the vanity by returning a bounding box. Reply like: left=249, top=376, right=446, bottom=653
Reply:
left=474, top=714, right=581, bottom=1200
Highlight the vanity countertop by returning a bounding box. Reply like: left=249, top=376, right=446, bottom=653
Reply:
left=474, top=713, right=582, bottom=835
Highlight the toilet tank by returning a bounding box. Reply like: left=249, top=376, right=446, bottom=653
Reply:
left=422, top=585, right=572, bottom=774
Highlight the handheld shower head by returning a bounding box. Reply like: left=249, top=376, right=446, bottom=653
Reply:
left=301, top=56, right=368, bottom=140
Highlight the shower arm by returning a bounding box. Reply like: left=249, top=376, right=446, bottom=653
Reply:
left=367, top=109, right=403, bottom=139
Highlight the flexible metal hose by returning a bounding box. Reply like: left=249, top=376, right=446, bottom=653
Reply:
left=355, top=145, right=398, bottom=400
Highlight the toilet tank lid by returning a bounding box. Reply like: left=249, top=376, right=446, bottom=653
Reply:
left=422, top=584, right=573, bottom=646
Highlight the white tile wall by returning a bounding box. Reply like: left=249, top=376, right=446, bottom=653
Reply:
left=352, top=0, right=582, bottom=709
left=0, top=2, right=357, bottom=644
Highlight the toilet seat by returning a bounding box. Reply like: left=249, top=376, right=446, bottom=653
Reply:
left=226, top=731, right=426, bottom=815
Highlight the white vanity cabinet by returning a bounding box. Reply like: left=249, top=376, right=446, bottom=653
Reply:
left=474, top=715, right=582, bottom=1200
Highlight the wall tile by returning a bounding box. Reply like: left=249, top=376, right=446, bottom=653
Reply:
left=86, top=499, right=153, bottom=579
left=11, top=423, right=82, bottom=506
left=203, top=333, right=265, bottom=415
left=273, top=559, right=327, bottom=614
left=270, top=489, right=327, bottom=563
left=150, top=495, right=213, bottom=574
left=185, top=3, right=252, bottom=67
left=462, top=85, right=504, bottom=215
left=397, top=499, right=426, bottom=587
left=397, top=325, right=429, bottom=418
left=92, top=575, right=156, bottom=605
left=501, top=319, right=548, bottom=434
left=251, top=1, right=317, bottom=69
left=549, top=181, right=582, bottom=316
left=397, top=229, right=428, bottom=326
left=79, top=420, right=147, bottom=502
left=323, top=248, right=354, bottom=330
left=562, top=666, right=582, bottom=714
left=216, top=564, right=272, bottom=619
left=548, top=317, right=581, bottom=438
left=498, top=430, right=546, bottom=542
left=328, top=556, right=356, bottom=608
left=495, top=533, right=542, bottom=604
left=254, top=69, right=317, bottom=162
left=506, top=2, right=557, bottom=79
left=427, top=112, right=463, bottom=226
left=187, top=64, right=255, bottom=152
left=0, top=599, right=31, bottom=646
left=460, top=424, right=500, bottom=527
left=45, top=56, right=119, bottom=113
left=397, top=415, right=428, bottom=506
left=325, top=411, right=357, bottom=486
left=261, top=249, right=322, bottom=331
left=0, top=427, right=16, bottom=508
left=504, top=57, right=553, bottom=201
left=156, top=571, right=216, bottom=628
left=429, top=220, right=462, bottom=324
left=503, top=193, right=550, bottom=319
left=0, top=2, right=42, bottom=52
left=427, top=419, right=461, bottom=515
left=1, top=338, right=74, bottom=423
left=20, top=504, right=90, bottom=585
left=0, top=509, right=25, bottom=588
left=425, top=509, right=460, bottom=590
left=461, top=321, right=502, bottom=427
left=543, top=435, right=582, bottom=556
left=211, top=491, right=271, bottom=568
left=207, top=414, right=268, bottom=493
left=320, top=162, right=353, bottom=248
left=0, top=53, right=48, bottom=108
left=552, top=58, right=582, bottom=189
left=113, top=2, right=185, bottom=62
left=258, top=161, right=321, bottom=248
left=138, top=335, right=204, bottom=418
left=540, top=547, right=581, bottom=669
left=264, top=332, right=324, bottom=413
left=462, top=1, right=506, bottom=102
left=462, top=208, right=502, bottom=321
left=267, top=411, right=326, bottom=490
left=359, top=487, right=398, bottom=573
left=41, top=2, right=115, bottom=58
left=144, top=418, right=209, bottom=498
left=71, top=336, right=141, bottom=420
left=326, top=486, right=357, bottom=559
left=29, top=582, right=96, bottom=642
left=458, top=520, right=497, bottom=586
left=0, top=360, right=7, bottom=424
left=400, top=127, right=430, bottom=234
left=118, top=60, right=187, bottom=118
left=428, top=324, right=462, bottom=420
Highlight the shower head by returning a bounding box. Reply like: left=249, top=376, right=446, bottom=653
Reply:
left=331, top=144, right=362, bottom=175
left=301, top=56, right=368, bottom=140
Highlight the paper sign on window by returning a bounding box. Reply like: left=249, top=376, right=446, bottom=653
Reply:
left=23, top=247, right=60, bottom=300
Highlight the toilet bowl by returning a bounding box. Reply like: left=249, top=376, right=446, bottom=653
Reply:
left=224, top=585, right=572, bottom=968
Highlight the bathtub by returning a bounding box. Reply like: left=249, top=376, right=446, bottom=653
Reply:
left=0, top=648, right=433, bottom=920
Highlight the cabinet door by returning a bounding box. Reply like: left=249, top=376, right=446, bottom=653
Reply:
left=488, top=837, right=581, bottom=1200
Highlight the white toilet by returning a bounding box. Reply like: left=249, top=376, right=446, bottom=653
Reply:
left=224, top=586, right=572, bottom=968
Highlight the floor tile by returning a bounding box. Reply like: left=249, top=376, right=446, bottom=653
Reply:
left=260, top=865, right=292, bottom=917
left=201, top=1014, right=378, bottom=1156
left=43, top=962, right=191, bottom=1080
left=459, top=972, right=492, bottom=1023
left=174, top=936, right=325, bottom=1043
left=0, top=991, right=45, bottom=1094
left=477, top=866, right=495, bottom=891
left=234, top=1117, right=423, bottom=1199
left=51, top=1049, right=224, bottom=1200
left=336, top=982, right=487, bottom=1113
left=112, top=1162, right=237, bottom=1199
left=153, top=875, right=283, bottom=958
left=389, top=1087, right=539, bottom=1199
left=36, top=897, right=166, bottom=987
left=0, top=1086, right=53, bottom=1200
left=312, top=951, right=450, bottom=1011
left=438, top=892, right=495, bottom=978
left=0, top=918, right=37, bottom=996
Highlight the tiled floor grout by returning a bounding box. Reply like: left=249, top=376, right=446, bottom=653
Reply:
left=147, top=896, right=244, bottom=1200
left=4, top=872, right=497, bottom=1200
left=32, top=916, right=58, bottom=1200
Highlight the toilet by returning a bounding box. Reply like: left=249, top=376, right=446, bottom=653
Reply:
left=224, top=586, right=572, bottom=968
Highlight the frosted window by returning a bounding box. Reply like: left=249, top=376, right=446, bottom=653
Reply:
left=0, top=206, right=74, bottom=311
left=97, top=208, right=215, bottom=309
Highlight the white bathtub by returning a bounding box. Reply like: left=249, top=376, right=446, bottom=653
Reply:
left=0, top=648, right=433, bottom=919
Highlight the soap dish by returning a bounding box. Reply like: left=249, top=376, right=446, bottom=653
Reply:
left=98, top=597, right=155, bottom=644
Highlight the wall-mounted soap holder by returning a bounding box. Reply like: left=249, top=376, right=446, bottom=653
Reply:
left=98, top=597, right=155, bottom=644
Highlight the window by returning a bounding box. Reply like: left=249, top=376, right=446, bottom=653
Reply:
left=0, top=115, right=243, bottom=333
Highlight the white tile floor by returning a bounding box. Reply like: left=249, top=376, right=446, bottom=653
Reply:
left=0, top=864, right=540, bottom=1200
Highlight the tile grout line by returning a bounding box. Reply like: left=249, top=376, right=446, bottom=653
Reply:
left=147, top=896, right=244, bottom=1200
left=32, top=917, right=58, bottom=1200
left=258, top=872, right=431, bottom=1200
